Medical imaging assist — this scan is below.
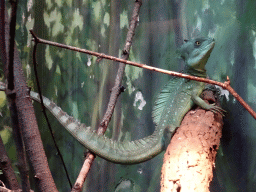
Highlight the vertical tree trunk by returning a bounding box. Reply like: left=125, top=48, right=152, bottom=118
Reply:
left=0, top=4, right=58, bottom=191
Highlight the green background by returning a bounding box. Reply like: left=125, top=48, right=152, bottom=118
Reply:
left=1, top=0, right=256, bottom=191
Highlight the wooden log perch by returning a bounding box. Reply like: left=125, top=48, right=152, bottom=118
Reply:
left=160, top=89, right=223, bottom=192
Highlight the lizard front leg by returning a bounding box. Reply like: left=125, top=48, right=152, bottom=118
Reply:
left=191, top=93, right=225, bottom=116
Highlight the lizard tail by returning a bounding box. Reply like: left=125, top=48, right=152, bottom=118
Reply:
left=0, top=82, right=164, bottom=164
left=30, top=90, right=164, bottom=164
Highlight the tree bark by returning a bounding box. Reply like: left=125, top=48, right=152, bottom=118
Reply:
left=160, top=89, right=223, bottom=192
left=0, top=3, right=58, bottom=191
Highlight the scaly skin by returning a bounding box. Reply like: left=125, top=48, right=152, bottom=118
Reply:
left=0, top=37, right=223, bottom=164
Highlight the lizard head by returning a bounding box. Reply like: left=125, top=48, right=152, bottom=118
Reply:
left=178, top=37, right=215, bottom=71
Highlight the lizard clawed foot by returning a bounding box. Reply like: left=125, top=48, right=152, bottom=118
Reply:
left=208, top=103, right=226, bottom=116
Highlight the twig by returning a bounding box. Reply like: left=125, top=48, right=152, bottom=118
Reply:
left=32, top=36, right=72, bottom=188
left=98, top=0, right=142, bottom=133
left=28, top=31, right=205, bottom=81
left=7, top=0, right=18, bottom=91
left=71, top=0, right=142, bottom=190
left=70, top=153, right=95, bottom=192
left=29, top=29, right=256, bottom=119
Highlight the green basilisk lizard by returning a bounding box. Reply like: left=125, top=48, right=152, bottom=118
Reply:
left=0, top=37, right=223, bottom=164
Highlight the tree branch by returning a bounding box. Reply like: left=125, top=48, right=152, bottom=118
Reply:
left=97, top=0, right=142, bottom=134
left=29, top=33, right=256, bottom=120
left=32, top=31, right=72, bottom=189
left=7, top=0, right=18, bottom=92
left=0, top=2, right=58, bottom=191
left=161, top=88, right=223, bottom=192
left=71, top=0, right=142, bottom=191
left=70, top=153, right=95, bottom=192
left=0, top=1, right=30, bottom=191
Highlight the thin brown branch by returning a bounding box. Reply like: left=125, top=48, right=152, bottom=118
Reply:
left=7, top=0, right=18, bottom=91
left=222, top=77, right=256, bottom=119
left=70, top=153, right=95, bottom=192
left=32, top=37, right=72, bottom=188
left=71, top=0, right=142, bottom=190
left=98, top=0, right=142, bottom=133
left=29, top=31, right=211, bottom=83
left=30, top=29, right=256, bottom=119
left=0, top=0, right=7, bottom=70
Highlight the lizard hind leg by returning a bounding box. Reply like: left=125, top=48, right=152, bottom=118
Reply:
left=163, top=126, right=177, bottom=149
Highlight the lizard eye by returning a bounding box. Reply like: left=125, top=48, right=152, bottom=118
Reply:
left=195, top=41, right=200, bottom=46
